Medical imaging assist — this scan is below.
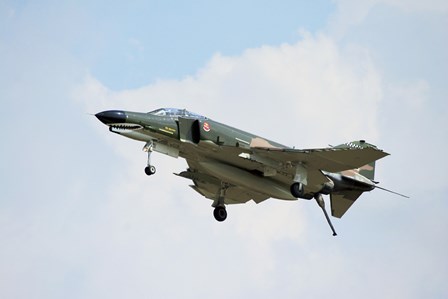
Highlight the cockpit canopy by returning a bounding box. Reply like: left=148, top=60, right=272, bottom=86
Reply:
left=148, top=108, right=206, bottom=119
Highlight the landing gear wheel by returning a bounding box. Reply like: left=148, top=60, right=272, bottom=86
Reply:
left=213, top=206, right=227, bottom=222
left=290, top=182, right=304, bottom=198
left=144, top=165, right=156, bottom=176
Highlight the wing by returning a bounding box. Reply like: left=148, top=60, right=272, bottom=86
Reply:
left=252, top=146, right=389, bottom=173
left=176, top=140, right=388, bottom=201
left=238, top=144, right=389, bottom=191
left=175, top=164, right=269, bottom=205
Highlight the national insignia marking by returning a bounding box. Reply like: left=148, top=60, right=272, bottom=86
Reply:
left=203, top=122, right=211, bottom=132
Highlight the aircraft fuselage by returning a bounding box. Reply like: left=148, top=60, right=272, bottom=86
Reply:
left=95, top=108, right=391, bottom=234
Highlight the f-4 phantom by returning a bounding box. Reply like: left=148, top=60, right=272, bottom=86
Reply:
left=96, top=108, right=407, bottom=235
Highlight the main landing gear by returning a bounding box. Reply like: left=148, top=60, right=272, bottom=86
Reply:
left=212, top=182, right=229, bottom=222
left=290, top=182, right=313, bottom=199
left=143, top=141, right=156, bottom=176
left=213, top=206, right=227, bottom=222
left=290, top=182, right=305, bottom=198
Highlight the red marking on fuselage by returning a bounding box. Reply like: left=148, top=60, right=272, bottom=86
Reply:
left=203, top=122, right=211, bottom=132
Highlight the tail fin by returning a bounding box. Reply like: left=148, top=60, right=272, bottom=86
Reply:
left=334, top=140, right=378, bottom=180
left=357, top=161, right=376, bottom=180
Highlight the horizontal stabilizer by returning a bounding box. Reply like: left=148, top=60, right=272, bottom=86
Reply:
left=330, top=191, right=363, bottom=218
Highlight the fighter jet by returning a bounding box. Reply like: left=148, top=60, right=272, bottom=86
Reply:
left=96, top=108, right=407, bottom=235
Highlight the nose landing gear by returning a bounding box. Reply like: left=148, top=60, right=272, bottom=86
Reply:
left=144, top=165, right=156, bottom=176
left=143, top=141, right=156, bottom=176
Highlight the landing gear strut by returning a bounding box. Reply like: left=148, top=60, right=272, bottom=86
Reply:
left=143, top=141, right=156, bottom=176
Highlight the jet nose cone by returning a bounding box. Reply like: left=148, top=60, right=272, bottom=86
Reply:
left=95, top=110, right=127, bottom=124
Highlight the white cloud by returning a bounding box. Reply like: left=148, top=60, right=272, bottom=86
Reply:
left=73, top=21, right=448, bottom=295
left=2, top=1, right=447, bottom=298
left=388, top=79, right=429, bottom=109
left=78, top=31, right=382, bottom=147
left=74, top=30, right=388, bottom=295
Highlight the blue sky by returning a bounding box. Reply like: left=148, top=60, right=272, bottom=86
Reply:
left=85, top=0, right=334, bottom=88
left=1, top=1, right=447, bottom=298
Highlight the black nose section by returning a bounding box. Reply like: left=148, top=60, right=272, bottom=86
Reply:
left=95, top=110, right=127, bottom=124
